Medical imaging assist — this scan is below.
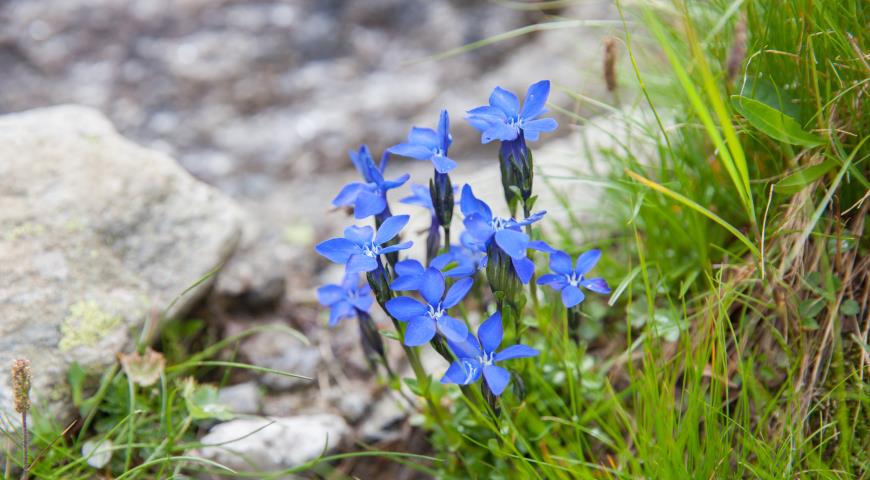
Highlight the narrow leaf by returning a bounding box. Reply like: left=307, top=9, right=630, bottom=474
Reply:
left=731, top=95, right=825, bottom=147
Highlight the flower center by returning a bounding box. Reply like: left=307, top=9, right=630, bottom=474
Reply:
left=478, top=351, right=495, bottom=367
left=362, top=243, right=380, bottom=257
left=566, top=272, right=584, bottom=287
left=490, top=217, right=511, bottom=231
left=428, top=303, right=445, bottom=320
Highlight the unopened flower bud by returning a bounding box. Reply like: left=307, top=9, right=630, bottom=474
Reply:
left=430, top=172, right=454, bottom=233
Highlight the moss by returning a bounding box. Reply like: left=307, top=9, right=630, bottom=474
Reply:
left=59, top=300, right=122, bottom=352
left=5, top=222, right=46, bottom=241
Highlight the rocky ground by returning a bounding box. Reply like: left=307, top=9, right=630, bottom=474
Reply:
left=0, top=0, right=625, bottom=475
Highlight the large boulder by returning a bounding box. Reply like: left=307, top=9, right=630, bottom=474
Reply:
left=0, top=105, right=243, bottom=420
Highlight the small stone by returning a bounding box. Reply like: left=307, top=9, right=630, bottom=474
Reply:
left=217, top=382, right=261, bottom=415
left=239, top=323, right=320, bottom=391
left=193, top=414, right=348, bottom=472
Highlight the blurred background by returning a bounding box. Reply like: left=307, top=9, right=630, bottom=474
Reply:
left=0, top=0, right=615, bottom=199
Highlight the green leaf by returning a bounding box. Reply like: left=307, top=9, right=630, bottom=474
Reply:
left=69, top=362, right=86, bottom=408
left=840, top=299, right=860, bottom=316
left=182, top=379, right=233, bottom=421
left=798, top=298, right=825, bottom=322
left=731, top=95, right=825, bottom=147
left=775, top=159, right=837, bottom=194
left=403, top=377, right=422, bottom=396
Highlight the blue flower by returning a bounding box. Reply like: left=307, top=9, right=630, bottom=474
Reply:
left=317, top=273, right=373, bottom=326
left=384, top=268, right=474, bottom=346
left=387, top=110, right=457, bottom=174
left=389, top=249, right=475, bottom=293
left=466, top=80, right=558, bottom=144
left=441, top=311, right=539, bottom=396
left=537, top=249, right=611, bottom=308
left=460, top=184, right=551, bottom=283
left=333, top=145, right=410, bottom=219
left=315, top=215, right=413, bottom=274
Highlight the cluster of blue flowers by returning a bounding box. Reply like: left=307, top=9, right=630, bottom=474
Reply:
left=316, top=81, right=610, bottom=399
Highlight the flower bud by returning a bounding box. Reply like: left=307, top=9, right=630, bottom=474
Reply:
left=485, top=244, right=523, bottom=311
left=357, top=311, right=387, bottom=372
left=430, top=172, right=454, bottom=233
left=499, top=137, right=534, bottom=211
left=482, top=381, right=501, bottom=417
left=366, top=258, right=393, bottom=308
left=426, top=215, right=441, bottom=264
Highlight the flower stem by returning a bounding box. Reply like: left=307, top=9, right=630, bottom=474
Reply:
left=20, top=412, right=28, bottom=480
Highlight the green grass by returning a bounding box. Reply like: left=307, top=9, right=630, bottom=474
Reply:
left=414, top=0, right=868, bottom=478
left=3, top=0, right=867, bottom=478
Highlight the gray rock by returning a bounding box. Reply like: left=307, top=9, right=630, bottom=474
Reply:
left=193, top=414, right=348, bottom=472
left=359, top=395, right=408, bottom=443
left=239, top=322, right=320, bottom=391
left=0, top=105, right=243, bottom=421
left=218, top=382, right=262, bottom=416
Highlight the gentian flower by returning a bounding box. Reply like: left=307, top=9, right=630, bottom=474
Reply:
left=315, top=215, right=412, bottom=274
left=389, top=249, right=473, bottom=292
left=537, top=249, right=611, bottom=308
left=441, top=311, right=539, bottom=396
left=466, top=80, right=558, bottom=145
left=388, top=110, right=456, bottom=174
left=316, top=273, right=373, bottom=326
left=460, top=184, right=551, bottom=283
left=466, top=81, right=558, bottom=209
left=384, top=268, right=473, bottom=346
left=333, top=145, right=410, bottom=219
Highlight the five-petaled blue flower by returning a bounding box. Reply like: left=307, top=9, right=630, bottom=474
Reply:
left=441, top=311, right=539, bottom=396
left=537, top=249, right=611, bottom=308
left=385, top=268, right=473, bottom=346
left=389, top=249, right=474, bottom=292
left=460, top=184, right=551, bottom=283
left=466, top=80, right=558, bottom=144
left=315, top=215, right=413, bottom=274
left=387, top=110, right=457, bottom=174
left=333, top=145, right=410, bottom=219
left=317, top=273, right=373, bottom=327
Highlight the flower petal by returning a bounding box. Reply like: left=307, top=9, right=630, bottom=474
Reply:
left=436, top=315, right=469, bottom=344
left=332, top=182, right=364, bottom=207
left=438, top=109, right=452, bottom=152
left=328, top=300, right=355, bottom=327
left=379, top=241, right=413, bottom=254
left=407, top=127, right=439, bottom=149
left=394, top=259, right=424, bottom=276
left=316, top=285, right=344, bottom=306
left=459, top=184, right=492, bottom=220
left=431, top=155, right=457, bottom=174
left=346, top=254, right=378, bottom=273
left=315, top=238, right=357, bottom=264
left=353, top=190, right=387, bottom=218
left=482, top=121, right=519, bottom=143
left=464, top=214, right=495, bottom=244
left=442, top=277, right=473, bottom=309
left=348, top=292, right=372, bottom=312
left=483, top=365, right=511, bottom=396
left=581, top=277, right=611, bottom=294
left=387, top=142, right=433, bottom=160
left=561, top=285, right=585, bottom=308
left=512, top=257, right=535, bottom=284
left=549, top=251, right=573, bottom=275
left=477, top=311, right=503, bottom=354
left=385, top=296, right=427, bottom=321
left=527, top=240, right=555, bottom=253
left=520, top=80, right=551, bottom=120
left=404, top=317, right=436, bottom=346
left=495, top=229, right=530, bottom=259
left=381, top=173, right=410, bottom=190
left=536, top=273, right=561, bottom=286
left=389, top=275, right=422, bottom=291
left=447, top=332, right=483, bottom=359
left=489, top=86, right=520, bottom=117
left=343, top=225, right=374, bottom=245
left=575, top=249, right=602, bottom=275
left=420, top=268, right=445, bottom=305
left=375, top=215, right=410, bottom=245
left=494, top=344, right=539, bottom=362
left=441, top=359, right=481, bottom=385
left=522, top=118, right=558, bottom=141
